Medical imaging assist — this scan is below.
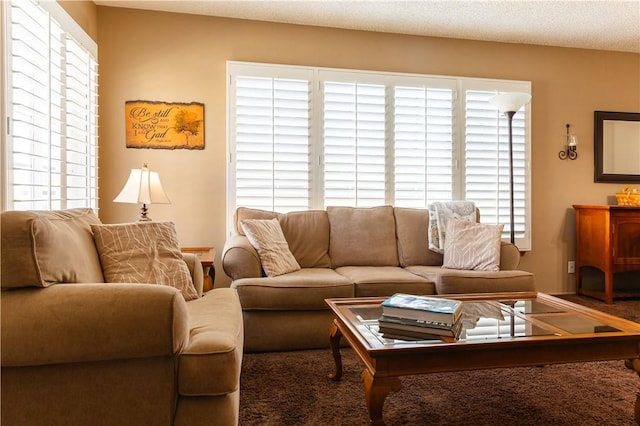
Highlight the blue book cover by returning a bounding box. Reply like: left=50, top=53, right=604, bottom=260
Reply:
left=381, top=293, right=462, bottom=322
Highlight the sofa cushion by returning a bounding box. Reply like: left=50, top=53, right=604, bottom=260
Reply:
left=279, top=210, right=331, bottom=268
left=241, top=218, right=301, bottom=277
left=327, top=206, right=399, bottom=267
left=405, top=265, right=535, bottom=294
left=234, top=207, right=278, bottom=235
left=91, top=221, right=198, bottom=301
left=231, top=268, right=353, bottom=310
left=394, top=207, right=443, bottom=267
left=335, top=266, right=436, bottom=297
left=442, top=219, right=504, bottom=272
left=179, top=288, right=243, bottom=396
left=1, top=209, right=105, bottom=288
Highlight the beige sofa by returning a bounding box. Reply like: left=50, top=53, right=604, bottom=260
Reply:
left=1, top=209, right=244, bottom=426
left=222, top=205, right=535, bottom=352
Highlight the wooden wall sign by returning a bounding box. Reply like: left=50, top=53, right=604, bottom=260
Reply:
left=125, top=100, right=204, bottom=149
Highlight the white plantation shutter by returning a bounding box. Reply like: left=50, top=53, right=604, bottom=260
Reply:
left=227, top=62, right=531, bottom=249
left=4, top=0, right=98, bottom=211
left=394, top=86, right=454, bottom=207
left=323, top=81, right=386, bottom=207
left=231, top=75, right=311, bottom=212
left=464, top=89, right=530, bottom=248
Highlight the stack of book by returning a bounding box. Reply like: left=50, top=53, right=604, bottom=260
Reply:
left=378, top=293, right=464, bottom=340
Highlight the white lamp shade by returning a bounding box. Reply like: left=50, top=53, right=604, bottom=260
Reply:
left=488, top=92, right=532, bottom=113
left=113, top=165, right=170, bottom=205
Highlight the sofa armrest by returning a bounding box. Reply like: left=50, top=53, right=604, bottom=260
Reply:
left=499, top=241, right=521, bottom=270
left=182, top=252, right=204, bottom=296
left=1, top=283, right=189, bottom=367
left=222, top=234, right=263, bottom=280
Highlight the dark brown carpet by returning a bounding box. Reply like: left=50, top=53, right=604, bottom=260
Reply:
left=239, top=295, right=640, bottom=425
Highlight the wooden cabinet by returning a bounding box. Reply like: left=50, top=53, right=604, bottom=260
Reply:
left=573, top=205, right=640, bottom=303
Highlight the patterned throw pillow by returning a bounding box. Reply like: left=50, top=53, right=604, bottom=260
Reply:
left=442, top=219, right=504, bottom=271
left=91, top=221, right=198, bottom=300
left=240, top=218, right=301, bottom=277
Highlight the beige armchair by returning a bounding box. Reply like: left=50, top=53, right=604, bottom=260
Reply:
left=1, top=209, right=243, bottom=426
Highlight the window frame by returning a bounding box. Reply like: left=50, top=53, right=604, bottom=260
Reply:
left=227, top=61, right=531, bottom=250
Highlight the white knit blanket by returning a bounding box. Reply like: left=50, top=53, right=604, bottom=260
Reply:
left=428, top=201, right=476, bottom=253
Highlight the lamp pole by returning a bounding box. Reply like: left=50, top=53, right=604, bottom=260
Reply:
left=505, top=110, right=516, bottom=244
left=488, top=91, right=531, bottom=247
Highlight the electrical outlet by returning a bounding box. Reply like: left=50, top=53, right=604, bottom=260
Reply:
left=568, top=261, right=576, bottom=274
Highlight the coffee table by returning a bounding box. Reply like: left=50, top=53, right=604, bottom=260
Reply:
left=326, top=292, right=640, bottom=425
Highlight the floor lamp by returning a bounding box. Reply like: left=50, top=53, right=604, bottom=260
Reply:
left=488, top=92, right=531, bottom=245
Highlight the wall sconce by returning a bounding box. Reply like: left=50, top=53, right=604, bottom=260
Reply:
left=114, top=163, right=171, bottom=221
left=558, top=124, right=578, bottom=160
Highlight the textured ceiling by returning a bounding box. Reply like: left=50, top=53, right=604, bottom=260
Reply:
left=94, top=0, right=640, bottom=53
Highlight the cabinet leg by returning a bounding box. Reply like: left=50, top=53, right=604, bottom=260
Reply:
left=605, top=271, right=614, bottom=304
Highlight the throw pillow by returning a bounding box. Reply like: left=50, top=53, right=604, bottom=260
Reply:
left=442, top=219, right=504, bottom=272
left=240, top=218, right=301, bottom=277
left=91, top=221, right=198, bottom=300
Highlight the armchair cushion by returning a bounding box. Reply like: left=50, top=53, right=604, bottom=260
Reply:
left=0, top=209, right=105, bottom=289
left=179, top=288, right=243, bottom=396
left=91, top=221, right=198, bottom=301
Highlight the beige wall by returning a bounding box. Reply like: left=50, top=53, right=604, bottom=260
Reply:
left=96, top=6, right=639, bottom=290
left=58, top=1, right=98, bottom=42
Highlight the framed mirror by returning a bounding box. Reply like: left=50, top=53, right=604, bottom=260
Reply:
left=594, top=111, right=640, bottom=183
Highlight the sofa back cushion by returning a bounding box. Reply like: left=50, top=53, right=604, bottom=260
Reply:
left=234, top=207, right=278, bottom=235
left=279, top=210, right=331, bottom=268
left=234, top=207, right=331, bottom=268
left=1, top=209, right=105, bottom=288
left=393, top=207, right=443, bottom=267
left=327, top=206, right=399, bottom=267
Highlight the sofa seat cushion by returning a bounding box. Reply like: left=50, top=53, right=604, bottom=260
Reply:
left=231, top=268, right=353, bottom=310
left=327, top=206, right=399, bottom=267
left=179, top=288, right=243, bottom=396
left=335, top=266, right=436, bottom=297
left=405, top=265, right=535, bottom=294
left=1, top=209, right=104, bottom=288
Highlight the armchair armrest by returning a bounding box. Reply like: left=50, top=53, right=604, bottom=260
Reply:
left=222, top=235, right=263, bottom=280
left=1, top=283, right=189, bottom=367
left=499, top=241, right=521, bottom=270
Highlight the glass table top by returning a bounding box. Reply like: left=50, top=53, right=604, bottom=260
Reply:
left=347, top=296, right=624, bottom=347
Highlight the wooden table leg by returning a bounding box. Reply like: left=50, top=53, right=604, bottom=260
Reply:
left=329, top=319, right=343, bottom=381
left=625, top=358, right=640, bottom=424
left=361, top=368, right=401, bottom=426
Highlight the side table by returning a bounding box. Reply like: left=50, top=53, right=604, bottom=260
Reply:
left=181, top=247, right=216, bottom=292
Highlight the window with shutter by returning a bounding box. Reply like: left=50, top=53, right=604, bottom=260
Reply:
left=3, top=0, right=98, bottom=211
left=323, top=80, right=386, bottom=207
left=227, top=62, right=531, bottom=250
left=230, top=72, right=312, bottom=213
left=394, top=85, right=454, bottom=207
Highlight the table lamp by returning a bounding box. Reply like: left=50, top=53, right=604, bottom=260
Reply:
left=113, top=163, right=171, bottom=221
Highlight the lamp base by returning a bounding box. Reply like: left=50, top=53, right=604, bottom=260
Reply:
left=138, top=204, right=152, bottom=222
